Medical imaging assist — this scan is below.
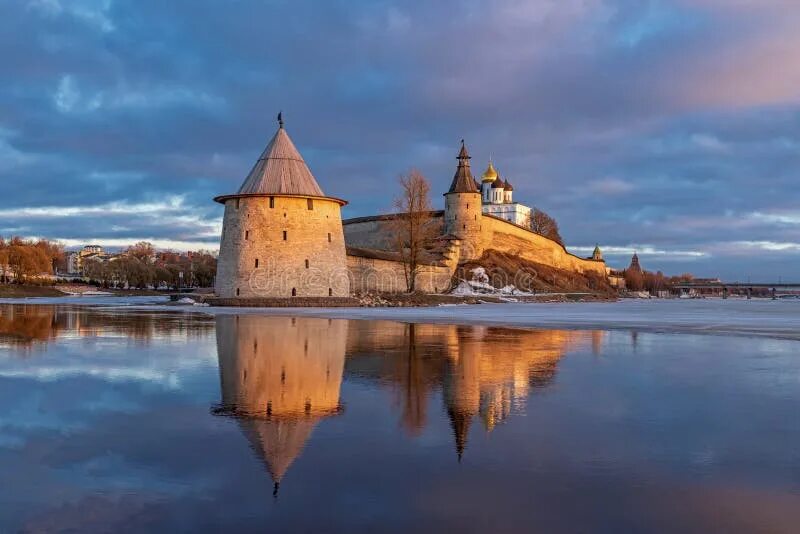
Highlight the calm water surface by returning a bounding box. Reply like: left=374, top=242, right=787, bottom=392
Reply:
left=1, top=304, right=799, bottom=533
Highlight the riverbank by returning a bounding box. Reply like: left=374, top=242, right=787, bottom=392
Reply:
left=0, top=283, right=170, bottom=298
left=2, top=295, right=797, bottom=341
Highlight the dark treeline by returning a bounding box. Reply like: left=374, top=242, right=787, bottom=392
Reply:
left=624, top=268, right=695, bottom=293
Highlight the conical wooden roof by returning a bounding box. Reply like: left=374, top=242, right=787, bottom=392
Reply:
left=240, top=418, right=319, bottom=484
left=237, top=123, right=325, bottom=197
left=447, top=140, right=479, bottom=194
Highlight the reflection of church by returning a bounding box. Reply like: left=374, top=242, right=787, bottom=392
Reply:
left=214, top=315, right=347, bottom=494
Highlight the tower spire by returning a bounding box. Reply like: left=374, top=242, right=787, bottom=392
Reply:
left=277, top=111, right=284, bottom=129
left=448, top=140, right=477, bottom=193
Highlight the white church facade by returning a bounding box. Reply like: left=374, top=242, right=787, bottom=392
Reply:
left=477, top=161, right=532, bottom=226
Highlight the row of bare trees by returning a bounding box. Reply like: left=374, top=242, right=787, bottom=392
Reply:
left=624, top=268, right=695, bottom=293
left=0, top=237, right=65, bottom=283
left=84, top=242, right=216, bottom=289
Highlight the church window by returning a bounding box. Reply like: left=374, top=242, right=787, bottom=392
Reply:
left=328, top=288, right=333, bottom=296
left=283, top=231, right=287, bottom=241
left=328, top=233, right=332, bottom=242
left=291, top=288, right=297, bottom=296
left=307, top=198, right=314, bottom=210
left=305, top=259, right=309, bottom=269
left=463, top=224, right=466, bottom=230
left=254, top=258, right=259, bottom=268
left=236, top=288, right=240, bottom=296
left=245, top=230, right=249, bottom=240
left=269, top=197, right=274, bottom=208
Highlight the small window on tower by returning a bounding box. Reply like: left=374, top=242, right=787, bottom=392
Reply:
left=255, top=258, right=259, bottom=268
left=328, top=233, right=332, bottom=243
left=291, top=288, right=297, bottom=297
left=463, top=224, right=466, bottom=230
left=307, top=198, right=314, bottom=210
left=305, top=259, right=309, bottom=269
left=283, top=231, right=287, bottom=241
left=245, top=230, right=249, bottom=240
left=236, top=288, right=240, bottom=296
left=328, top=288, right=333, bottom=296
left=269, top=197, right=274, bottom=208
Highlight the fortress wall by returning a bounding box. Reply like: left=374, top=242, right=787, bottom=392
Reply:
left=481, top=215, right=606, bottom=276
left=346, top=254, right=453, bottom=294
left=340, top=211, right=606, bottom=292
left=343, top=213, right=445, bottom=251
left=215, top=196, right=349, bottom=299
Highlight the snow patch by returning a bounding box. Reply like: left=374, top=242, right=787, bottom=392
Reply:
left=450, top=267, right=534, bottom=297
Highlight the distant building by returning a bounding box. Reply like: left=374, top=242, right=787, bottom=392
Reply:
left=66, top=245, right=111, bottom=275
left=628, top=252, right=642, bottom=272
left=478, top=160, right=531, bottom=226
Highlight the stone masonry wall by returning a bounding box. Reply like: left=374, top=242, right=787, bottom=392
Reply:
left=346, top=254, right=453, bottom=294
left=215, top=196, right=350, bottom=298
left=481, top=214, right=606, bottom=276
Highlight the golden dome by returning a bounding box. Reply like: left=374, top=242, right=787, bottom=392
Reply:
left=481, top=161, right=498, bottom=182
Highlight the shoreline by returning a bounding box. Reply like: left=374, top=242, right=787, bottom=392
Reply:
left=1, top=296, right=799, bottom=342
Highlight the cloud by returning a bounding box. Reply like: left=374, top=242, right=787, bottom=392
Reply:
left=0, top=0, right=798, bottom=278
left=28, top=0, right=116, bottom=33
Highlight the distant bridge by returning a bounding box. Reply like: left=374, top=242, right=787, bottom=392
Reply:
left=672, top=282, right=800, bottom=299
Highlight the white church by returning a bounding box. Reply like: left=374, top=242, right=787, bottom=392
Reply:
left=477, top=161, right=531, bottom=226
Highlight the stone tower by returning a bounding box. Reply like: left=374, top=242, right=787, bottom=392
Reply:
left=214, top=114, right=349, bottom=299
left=592, top=244, right=604, bottom=261
left=444, top=140, right=483, bottom=261
left=629, top=252, right=642, bottom=272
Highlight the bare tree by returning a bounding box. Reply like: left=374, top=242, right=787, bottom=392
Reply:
left=391, top=169, right=437, bottom=292
left=528, top=208, right=564, bottom=245
left=127, top=241, right=156, bottom=263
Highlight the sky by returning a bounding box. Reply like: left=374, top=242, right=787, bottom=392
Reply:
left=1, top=0, right=799, bottom=280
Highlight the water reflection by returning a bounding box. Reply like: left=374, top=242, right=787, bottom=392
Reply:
left=215, top=315, right=597, bottom=487
left=0, top=304, right=214, bottom=349
left=2, top=305, right=800, bottom=531
left=214, top=315, right=346, bottom=494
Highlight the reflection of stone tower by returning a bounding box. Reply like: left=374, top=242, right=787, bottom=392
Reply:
left=214, top=113, right=349, bottom=299
left=215, top=315, right=347, bottom=493
left=443, top=327, right=481, bottom=461
left=444, top=141, right=483, bottom=261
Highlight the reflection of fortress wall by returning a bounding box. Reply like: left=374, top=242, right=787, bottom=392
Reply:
left=215, top=315, right=348, bottom=488
left=344, top=321, right=601, bottom=457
